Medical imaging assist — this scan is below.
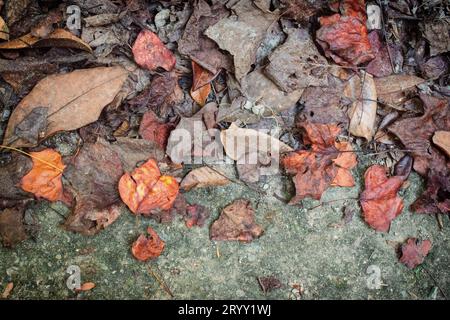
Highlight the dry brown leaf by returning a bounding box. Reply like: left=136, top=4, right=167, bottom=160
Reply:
left=210, top=199, right=263, bottom=242
left=432, top=131, right=450, bottom=157
left=3, top=66, right=128, bottom=148
left=374, top=75, right=424, bottom=96
left=346, top=72, right=377, bottom=141
left=180, top=166, right=230, bottom=191
left=0, top=16, right=9, bottom=41
left=0, top=28, right=92, bottom=52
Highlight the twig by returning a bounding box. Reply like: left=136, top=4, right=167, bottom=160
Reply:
left=306, top=197, right=358, bottom=211
left=148, top=265, right=174, bottom=298
left=422, top=267, right=448, bottom=299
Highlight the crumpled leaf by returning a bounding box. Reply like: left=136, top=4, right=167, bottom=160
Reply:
left=20, top=149, right=65, bottom=202
left=63, top=140, right=124, bottom=235
left=258, top=275, right=283, bottom=294
left=346, top=72, right=377, bottom=140
left=0, top=28, right=92, bottom=52
left=178, top=0, right=232, bottom=74
left=265, top=27, right=329, bottom=92
left=131, top=227, right=165, bottom=261
left=423, top=19, right=450, bottom=56
left=360, top=165, right=406, bottom=232
left=180, top=166, right=230, bottom=191
left=118, top=159, right=179, bottom=216
left=3, top=66, right=128, bottom=148
left=210, top=199, right=263, bottom=242
left=283, top=122, right=357, bottom=203
left=389, top=94, right=450, bottom=176
left=139, top=111, right=175, bottom=150
left=316, top=0, right=374, bottom=66
left=0, top=207, right=28, bottom=248
left=132, top=29, right=176, bottom=72
left=399, top=238, right=432, bottom=269
left=184, top=204, right=210, bottom=228
left=205, top=0, right=278, bottom=80
left=0, top=16, right=9, bottom=41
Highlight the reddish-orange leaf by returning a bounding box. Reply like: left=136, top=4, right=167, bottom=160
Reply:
left=360, top=165, right=405, bottom=232
left=283, top=123, right=357, bottom=203
left=139, top=111, right=174, bottom=150
left=190, top=83, right=211, bottom=107
left=131, top=227, right=165, bottom=261
left=132, top=30, right=176, bottom=71
left=192, top=61, right=216, bottom=91
left=399, top=238, right=432, bottom=269
left=118, top=159, right=179, bottom=215
left=20, top=149, right=65, bottom=202
left=77, top=282, right=96, bottom=292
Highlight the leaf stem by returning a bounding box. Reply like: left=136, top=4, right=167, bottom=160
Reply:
left=0, top=145, right=64, bottom=173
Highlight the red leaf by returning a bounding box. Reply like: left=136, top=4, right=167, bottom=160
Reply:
left=132, top=30, right=176, bottom=71
left=139, top=111, right=174, bottom=149
left=399, top=238, right=432, bottom=269
left=131, top=227, right=165, bottom=261
left=360, top=165, right=405, bottom=232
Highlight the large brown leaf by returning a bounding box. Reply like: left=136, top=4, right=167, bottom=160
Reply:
left=3, top=66, right=128, bottom=148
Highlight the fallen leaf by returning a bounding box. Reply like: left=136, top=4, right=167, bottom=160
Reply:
left=178, top=0, right=232, bottom=75
left=374, top=74, right=424, bottom=96
left=210, top=199, right=263, bottom=242
left=280, top=0, right=323, bottom=22
left=77, top=282, right=96, bottom=292
left=184, top=204, right=210, bottom=228
left=0, top=153, right=33, bottom=203
left=283, top=123, right=357, bottom=202
left=30, top=9, right=62, bottom=38
left=3, top=66, right=128, bottom=148
left=20, top=149, right=65, bottom=202
left=411, top=170, right=450, bottom=215
left=118, top=159, right=179, bottom=216
left=366, top=31, right=400, bottom=77
left=0, top=16, right=9, bottom=41
left=346, top=72, right=378, bottom=140
left=258, top=276, right=283, bottom=294
left=265, top=27, right=329, bottom=92
left=0, top=207, right=28, bottom=248
left=433, top=131, right=450, bottom=157
left=0, top=28, right=92, bottom=52
left=180, top=166, right=230, bottom=191
left=63, top=140, right=124, bottom=235
left=360, top=165, right=405, bottom=232
left=190, top=83, right=211, bottom=107
left=422, top=56, right=449, bottom=79
left=132, top=29, right=176, bottom=72
left=399, top=238, right=432, bottom=269
left=221, top=123, right=293, bottom=161
left=389, top=94, right=450, bottom=176
left=1, top=282, right=13, bottom=299
left=191, top=57, right=218, bottom=92
left=131, top=227, right=165, bottom=261
left=205, top=0, right=278, bottom=80
left=139, top=111, right=174, bottom=150
left=423, top=19, right=450, bottom=56
left=4, top=0, right=30, bottom=26
left=316, top=1, right=374, bottom=66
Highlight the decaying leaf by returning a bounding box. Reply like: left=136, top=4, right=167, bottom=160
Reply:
left=64, top=140, right=124, bottom=235
left=316, top=0, right=374, bottom=66
left=258, top=275, right=283, bottom=294
left=0, top=28, right=92, bottom=52
left=366, top=31, right=400, bottom=78
left=205, top=0, right=278, bottom=80
left=3, top=66, right=128, bottom=148
left=132, top=29, right=176, bottom=72
left=118, top=159, right=179, bottom=216
left=399, top=238, right=432, bottom=269
left=131, top=226, right=165, bottom=261
left=0, top=207, right=28, bottom=248
left=411, top=170, right=450, bottom=215
left=190, top=83, right=211, bottom=107
left=20, top=149, right=65, bottom=202
left=180, top=166, right=230, bottom=191
left=432, top=131, right=450, bottom=157
left=139, top=111, right=174, bottom=150
left=346, top=72, right=377, bottom=141
left=184, top=204, right=210, bottom=228
left=30, top=9, right=62, bottom=38
left=0, top=154, right=33, bottom=203
left=178, top=0, right=232, bottom=75
left=210, top=199, right=263, bottom=242
left=221, top=123, right=293, bottom=161
left=280, top=0, right=323, bottom=22
left=0, top=16, right=9, bottom=41
left=374, top=74, right=424, bottom=108
left=423, top=19, right=450, bottom=56
left=192, top=60, right=217, bottom=91
left=265, top=27, right=329, bottom=92
left=360, top=165, right=406, bottom=232
left=283, top=123, right=357, bottom=202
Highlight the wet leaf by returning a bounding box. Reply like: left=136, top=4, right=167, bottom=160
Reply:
left=180, top=166, right=230, bottom=191
left=283, top=123, right=357, bottom=202
left=118, top=159, right=179, bottom=216
left=132, top=29, right=176, bottom=72
left=131, top=227, right=165, bottom=261
left=399, top=238, right=432, bottom=269
left=139, top=111, right=174, bottom=150
left=3, top=66, right=128, bottom=148
left=210, top=199, right=263, bottom=242
left=20, top=149, right=65, bottom=202
left=0, top=29, right=92, bottom=52
left=360, top=165, right=405, bottom=232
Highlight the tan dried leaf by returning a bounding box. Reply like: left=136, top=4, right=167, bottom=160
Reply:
left=181, top=167, right=230, bottom=191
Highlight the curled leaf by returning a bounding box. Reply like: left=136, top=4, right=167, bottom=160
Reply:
left=131, top=227, right=165, bottom=261
left=118, top=159, right=179, bottom=216
left=399, top=238, right=432, bottom=269
left=20, top=149, right=65, bottom=202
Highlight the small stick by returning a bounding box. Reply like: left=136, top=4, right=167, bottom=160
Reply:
left=148, top=265, right=174, bottom=298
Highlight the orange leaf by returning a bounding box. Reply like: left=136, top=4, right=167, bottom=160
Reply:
left=77, top=282, right=95, bottom=292
left=131, top=227, right=165, bottom=261
left=132, top=30, right=176, bottom=72
left=118, top=159, right=179, bottom=215
left=360, top=165, right=405, bottom=232
left=190, top=83, right=211, bottom=107
left=283, top=123, right=357, bottom=203
left=20, top=149, right=65, bottom=202
left=192, top=61, right=216, bottom=91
